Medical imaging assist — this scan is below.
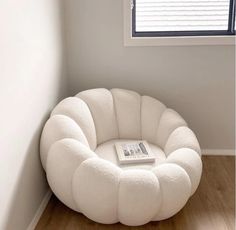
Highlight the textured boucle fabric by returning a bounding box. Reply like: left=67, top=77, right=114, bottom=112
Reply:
left=40, top=88, right=202, bottom=226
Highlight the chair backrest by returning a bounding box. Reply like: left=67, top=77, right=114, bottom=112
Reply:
left=53, top=88, right=189, bottom=149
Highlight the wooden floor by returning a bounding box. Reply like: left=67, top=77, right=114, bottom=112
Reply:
left=36, top=156, right=235, bottom=230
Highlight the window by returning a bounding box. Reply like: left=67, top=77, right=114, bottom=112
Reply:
left=132, top=0, right=235, bottom=37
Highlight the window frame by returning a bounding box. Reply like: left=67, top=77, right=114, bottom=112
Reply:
left=132, top=0, right=236, bottom=37
left=123, top=0, right=235, bottom=46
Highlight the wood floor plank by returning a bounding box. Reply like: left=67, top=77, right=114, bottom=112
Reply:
left=36, top=156, right=235, bottom=230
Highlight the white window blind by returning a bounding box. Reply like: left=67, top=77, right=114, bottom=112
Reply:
left=135, top=0, right=231, bottom=32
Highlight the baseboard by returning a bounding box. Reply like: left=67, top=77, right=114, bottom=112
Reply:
left=27, top=189, right=52, bottom=230
left=202, top=149, right=235, bottom=156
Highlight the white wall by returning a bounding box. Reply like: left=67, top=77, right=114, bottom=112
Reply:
left=64, top=0, right=235, bottom=150
left=0, top=0, right=67, bottom=229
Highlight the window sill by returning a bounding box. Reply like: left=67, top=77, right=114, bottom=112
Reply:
left=124, top=35, right=236, bottom=47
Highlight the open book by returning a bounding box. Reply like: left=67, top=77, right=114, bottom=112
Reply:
left=115, top=141, right=155, bottom=164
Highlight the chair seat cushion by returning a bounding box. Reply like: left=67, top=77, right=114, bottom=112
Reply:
left=95, top=139, right=166, bottom=171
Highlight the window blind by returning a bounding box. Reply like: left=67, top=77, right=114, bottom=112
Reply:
left=135, top=0, right=231, bottom=32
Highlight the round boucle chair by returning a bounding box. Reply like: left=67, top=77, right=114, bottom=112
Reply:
left=40, top=88, right=202, bottom=226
